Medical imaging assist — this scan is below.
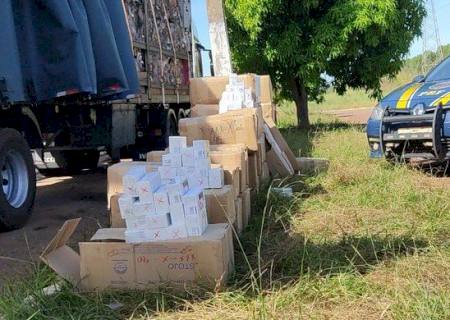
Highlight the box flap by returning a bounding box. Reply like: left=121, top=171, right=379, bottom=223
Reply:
left=91, top=228, right=126, bottom=241
left=40, top=219, right=81, bottom=285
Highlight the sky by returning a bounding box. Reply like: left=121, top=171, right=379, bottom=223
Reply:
left=191, top=0, right=450, bottom=71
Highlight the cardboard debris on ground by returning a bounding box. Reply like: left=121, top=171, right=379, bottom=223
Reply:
left=264, top=125, right=295, bottom=177
left=41, top=219, right=234, bottom=291
left=179, top=108, right=262, bottom=152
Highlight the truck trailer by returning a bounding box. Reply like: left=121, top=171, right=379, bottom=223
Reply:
left=0, top=0, right=198, bottom=230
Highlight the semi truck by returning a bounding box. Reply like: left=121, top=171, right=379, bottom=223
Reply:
left=0, top=0, right=202, bottom=230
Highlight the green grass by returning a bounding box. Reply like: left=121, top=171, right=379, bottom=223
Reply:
left=3, top=111, right=450, bottom=319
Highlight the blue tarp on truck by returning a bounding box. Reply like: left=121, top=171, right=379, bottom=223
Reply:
left=0, top=0, right=139, bottom=103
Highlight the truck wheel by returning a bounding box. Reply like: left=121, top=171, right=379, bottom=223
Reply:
left=38, top=149, right=100, bottom=176
left=0, top=128, right=36, bottom=230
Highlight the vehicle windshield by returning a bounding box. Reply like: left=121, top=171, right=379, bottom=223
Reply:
left=426, top=56, right=450, bottom=82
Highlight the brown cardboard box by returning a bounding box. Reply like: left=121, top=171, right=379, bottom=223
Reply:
left=146, top=151, right=168, bottom=162
left=266, top=149, right=292, bottom=177
left=190, top=74, right=257, bottom=106
left=264, top=118, right=300, bottom=171
left=110, top=194, right=125, bottom=228
left=41, top=219, right=234, bottom=291
left=191, top=104, right=219, bottom=117
left=248, top=153, right=260, bottom=190
left=234, top=198, right=243, bottom=235
left=107, top=162, right=154, bottom=208
left=210, top=144, right=248, bottom=192
left=259, top=75, right=274, bottom=105
left=179, top=108, right=261, bottom=151
left=205, top=186, right=236, bottom=225
left=241, top=189, right=252, bottom=228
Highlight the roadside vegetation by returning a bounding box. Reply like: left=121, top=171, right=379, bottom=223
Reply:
left=2, top=107, right=450, bottom=319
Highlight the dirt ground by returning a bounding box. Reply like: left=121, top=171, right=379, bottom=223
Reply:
left=322, top=107, right=372, bottom=124
left=0, top=170, right=109, bottom=285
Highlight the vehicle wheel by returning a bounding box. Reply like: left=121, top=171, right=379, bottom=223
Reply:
left=38, top=149, right=100, bottom=176
left=0, top=128, right=36, bottom=230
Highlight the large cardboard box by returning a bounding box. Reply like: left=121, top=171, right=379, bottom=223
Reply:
left=205, top=186, right=236, bottom=225
left=179, top=108, right=262, bottom=151
left=107, top=162, right=154, bottom=208
left=190, top=74, right=258, bottom=106
left=146, top=151, right=167, bottom=163
left=41, top=219, right=234, bottom=291
left=259, top=75, right=274, bottom=105
left=191, top=104, right=219, bottom=117
left=210, top=144, right=248, bottom=193
left=241, top=188, right=252, bottom=228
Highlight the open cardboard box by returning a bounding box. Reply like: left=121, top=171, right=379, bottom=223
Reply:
left=41, top=219, right=235, bottom=291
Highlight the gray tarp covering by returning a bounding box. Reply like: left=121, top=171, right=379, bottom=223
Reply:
left=0, top=0, right=138, bottom=103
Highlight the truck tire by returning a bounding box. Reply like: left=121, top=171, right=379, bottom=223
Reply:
left=38, top=149, right=100, bottom=176
left=0, top=128, right=36, bottom=230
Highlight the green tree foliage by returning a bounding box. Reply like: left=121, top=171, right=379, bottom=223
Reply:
left=225, top=0, right=426, bottom=128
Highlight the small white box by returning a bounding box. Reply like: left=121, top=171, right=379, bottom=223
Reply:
left=188, top=173, right=209, bottom=190
left=195, top=157, right=210, bottom=168
left=181, top=147, right=195, bottom=167
left=169, top=136, right=187, bottom=154
left=193, top=140, right=210, bottom=160
left=166, top=178, right=189, bottom=205
left=147, top=212, right=172, bottom=229
left=182, top=187, right=206, bottom=217
left=125, top=215, right=148, bottom=230
left=132, top=201, right=156, bottom=217
left=169, top=153, right=183, bottom=168
left=123, top=166, right=147, bottom=195
left=154, top=186, right=170, bottom=214
left=118, top=194, right=137, bottom=218
left=208, top=167, right=224, bottom=189
left=136, top=172, right=161, bottom=203
left=185, top=221, right=207, bottom=237
left=169, top=203, right=185, bottom=225
left=158, top=166, right=177, bottom=181
left=144, top=229, right=167, bottom=242
left=161, top=154, right=172, bottom=167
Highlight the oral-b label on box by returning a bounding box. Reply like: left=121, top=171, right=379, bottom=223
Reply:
left=118, top=194, right=137, bottom=218
left=181, top=147, right=195, bottom=168
left=154, top=186, right=170, bottom=214
left=169, top=136, right=187, bottom=154
left=208, top=167, right=224, bottom=189
left=123, top=166, right=147, bottom=195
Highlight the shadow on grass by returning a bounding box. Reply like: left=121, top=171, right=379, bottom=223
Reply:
left=280, top=121, right=366, bottom=157
left=233, top=179, right=430, bottom=291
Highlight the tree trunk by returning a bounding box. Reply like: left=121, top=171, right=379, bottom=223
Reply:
left=291, top=77, right=310, bottom=129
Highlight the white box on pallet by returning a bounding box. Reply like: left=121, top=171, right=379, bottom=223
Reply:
left=182, top=187, right=207, bottom=217
left=170, top=153, right=183, bottom=168
left=122, top=166, right=147, bottom=195
left=166, top=178, right=189, bottom=205
left=169, top=136, right=187, bottom=154
left=162, top=154, right=172, bottom=167
left=147, top=212, right=172, bottom=229
left=132, top=201, right=156, bottom=217
left=193, top=140, right=210, bottom=161
left=118, top=194, right=137, bottom=218
left=181, top=147, right=195, bottom=167
left=136, top=172, right=161, bottom=204
left=124, top=229, right=147, bottom=244
left=158, top=166, right=177, bottom=183
left=170, top=203, right=186, bottom=225
left=208, top=167, right=224, bottom=189
left=154, top=186, right=170, bottom=214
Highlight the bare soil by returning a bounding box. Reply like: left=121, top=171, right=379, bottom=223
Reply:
left=0, top=170, right=109, bottom=285
left=321, top=107, right=372, bottom=124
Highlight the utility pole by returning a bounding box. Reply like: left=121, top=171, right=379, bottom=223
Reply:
left=421, top=0, right=444, bottom=74
left=206, top=0, right=232, bottom=76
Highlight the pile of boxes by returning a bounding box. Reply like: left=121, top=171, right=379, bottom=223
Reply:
left=118, top=137, right=224, bottom=243
left=219, top=73, right=256, bottom=113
